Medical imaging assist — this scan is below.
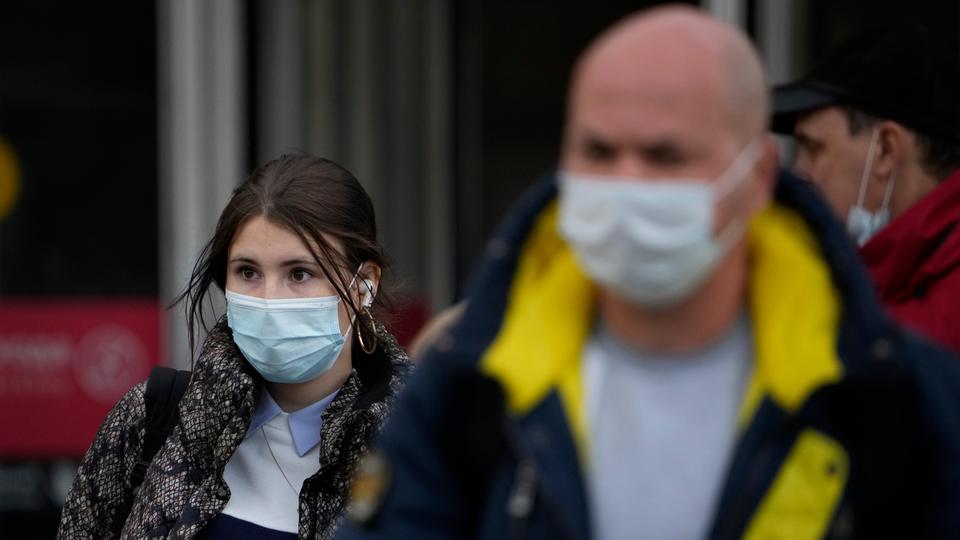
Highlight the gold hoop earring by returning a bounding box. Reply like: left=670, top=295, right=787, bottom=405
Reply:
left=356, top=308, right=378, bottom=355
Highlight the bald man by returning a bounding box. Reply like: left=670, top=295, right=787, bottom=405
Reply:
left=335, top=7, right=960, bottom=540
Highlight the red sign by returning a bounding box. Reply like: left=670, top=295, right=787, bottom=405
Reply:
left=0, top=300, right=162, bottom=458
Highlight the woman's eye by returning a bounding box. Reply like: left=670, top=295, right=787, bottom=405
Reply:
left=239, top=268, right=259, bottom=280
left=291, top=269, right=312, bottom=283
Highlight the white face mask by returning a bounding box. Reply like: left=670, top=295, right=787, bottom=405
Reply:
left=558, top=141, right=761, bottom=308
left=846, top=128, right=895, bottom=246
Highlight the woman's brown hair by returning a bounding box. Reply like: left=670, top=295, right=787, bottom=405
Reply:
left=175, top=154, right=391, bottom=357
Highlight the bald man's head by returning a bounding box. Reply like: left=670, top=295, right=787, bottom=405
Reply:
left=561, top=6, right=772, bottom=180
left=569, top=6, right=768, bottom=144
left=560, top=5, right=778, bottom=235
left=558, top=7, right=779, bottom=323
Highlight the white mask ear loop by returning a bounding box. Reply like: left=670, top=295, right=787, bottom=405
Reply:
left=879, top=169, right=896, bottom=213
left=713, top=140, right=762, bottom=198
left=347, top=263, right=366, bottom=328
left=712, top=139, right=762, bottom=248
left=855, top=128, right=882, bottom=210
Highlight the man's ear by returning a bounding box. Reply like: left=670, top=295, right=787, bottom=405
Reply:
left=873, top=121, right=907, bottom=180
left=750, top=134, right=779, bottom=213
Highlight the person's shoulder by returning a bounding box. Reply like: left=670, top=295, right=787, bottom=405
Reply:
left=897, top=325, right=960, bottom=368
left=376, top=326, right=415, bottom=390
left=923, top=257, right=960, bottom=314
left=894, top=329, right=960, bottom=413
left=58, top=379, right=151, bottom=538
left=387, top=349, right=415, bottom=386
left=122, top=378, right=148, bottom=405
left=408, top=302, right=467, bottom=362
left=100, top=379, right=150, bottom=436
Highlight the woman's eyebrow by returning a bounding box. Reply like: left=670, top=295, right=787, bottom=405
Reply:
left=228, top=256, right=320, bottom=266
left=279, top=258, right=320, bottom=267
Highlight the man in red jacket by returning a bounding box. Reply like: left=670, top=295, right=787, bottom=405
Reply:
left=772, top=28, right=960, bottom=352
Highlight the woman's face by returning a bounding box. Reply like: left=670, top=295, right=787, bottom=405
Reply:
left=226, top=215, right=358, bottom=335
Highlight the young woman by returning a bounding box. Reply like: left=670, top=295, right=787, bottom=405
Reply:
left=57, top=155, right=412, bottom=539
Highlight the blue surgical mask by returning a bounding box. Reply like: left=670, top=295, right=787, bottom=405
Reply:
left=225, top=290, right=347, bottom=383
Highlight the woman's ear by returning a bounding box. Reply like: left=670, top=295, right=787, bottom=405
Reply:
left=359, top=262, right=382, bottom=307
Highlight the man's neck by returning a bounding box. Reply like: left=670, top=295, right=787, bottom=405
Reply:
left=598, top=244, right=749, bottom=354
left=892, top=162, right=941, bottom=218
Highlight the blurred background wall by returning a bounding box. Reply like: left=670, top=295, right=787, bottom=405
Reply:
left=1, top=0, right=958, bottom=536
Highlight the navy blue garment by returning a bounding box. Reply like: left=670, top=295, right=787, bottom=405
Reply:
left=333, top=170, right=960, bottom=540
left=199, top=513, right=298, bottom=540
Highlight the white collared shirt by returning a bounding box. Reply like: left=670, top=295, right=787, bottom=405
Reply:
left=220, top=388, right=340, bottom=533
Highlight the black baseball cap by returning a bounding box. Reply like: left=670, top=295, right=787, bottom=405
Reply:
left=771, top=27, right=960, bottom=141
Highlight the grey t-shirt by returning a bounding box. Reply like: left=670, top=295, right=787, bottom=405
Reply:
left=585, top=315, right=752, bottom=540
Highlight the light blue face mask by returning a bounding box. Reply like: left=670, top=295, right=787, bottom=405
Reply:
left=225, top=290, right=347, bottom=383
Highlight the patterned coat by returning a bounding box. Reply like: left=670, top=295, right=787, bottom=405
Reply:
left=57, top=319, right=412, bottom=540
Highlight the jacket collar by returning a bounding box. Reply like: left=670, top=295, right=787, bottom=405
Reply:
left=478, top=188, right=844, bottom=451
left=861, top=168, right=960, bottom=302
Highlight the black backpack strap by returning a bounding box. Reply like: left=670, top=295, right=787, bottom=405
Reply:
left=134, top=367, right=191, bottom=487
left=111, top=366, right=190, bottom=536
